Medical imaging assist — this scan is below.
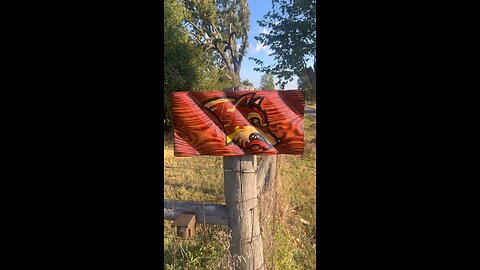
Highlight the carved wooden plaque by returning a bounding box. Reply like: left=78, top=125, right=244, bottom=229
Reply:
left=171, top=90, right=305, bottom=157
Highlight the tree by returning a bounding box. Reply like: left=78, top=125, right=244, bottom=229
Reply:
left=297, top=74, right=314, bottom=101
left=182, top=0, right=250, bottom=84
left=192, top=49, right=234, bottom=91
left=259, top=73, right=275, bottom=90
left=251, top=0, right=316, bottom=91
left=241, top=79, right=254, bottom=87
left=164, top=0, right=232, bottom=129
left=164, top=0, right=198, bottom=129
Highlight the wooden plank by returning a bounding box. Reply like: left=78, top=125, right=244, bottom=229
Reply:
left=170, top=90, right=305, bottom=157
left=164, top=200, right=229, bottom=226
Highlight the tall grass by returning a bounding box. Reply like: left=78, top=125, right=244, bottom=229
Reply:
left=164, top=114, right=316, bottom=269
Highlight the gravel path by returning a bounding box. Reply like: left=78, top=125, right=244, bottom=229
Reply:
left=305, top=106, right=316, bottom=116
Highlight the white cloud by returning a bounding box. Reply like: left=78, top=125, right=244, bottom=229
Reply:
left=251, top=42, right=273, bottom=55
left=250, top=42, right=268, bottom=53
left=261, top=28, right=270, bottom=34
left=255, top=43, right=266, bottom=52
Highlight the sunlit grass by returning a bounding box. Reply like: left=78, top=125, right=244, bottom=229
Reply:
left=306, top=101, right=316, bottom=108
left=164, top=113, right=316, bottom=270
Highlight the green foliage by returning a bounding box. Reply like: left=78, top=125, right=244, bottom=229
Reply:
left=297, top=74, right=315, bottom=101
left=250, top=0, right=316, bottom=88
left=241, top=79, right=253, bottom=87
left=182, top=0, right=250, bottom=84
left=164, top=0, right=195, bottom=128
left=259, top=73, right=275, bottom=90
left=191, top=50, right=234, bottom=92
left=164, top=0, right=234, bottom=130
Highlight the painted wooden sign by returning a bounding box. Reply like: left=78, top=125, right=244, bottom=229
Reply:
left=171, top=90, right=305, bottom=157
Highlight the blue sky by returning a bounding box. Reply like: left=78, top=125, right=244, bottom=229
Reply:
left=240, top=0, right=299, bottom=90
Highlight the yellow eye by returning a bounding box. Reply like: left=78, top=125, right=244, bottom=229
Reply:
left=247, top=113, right=267, bottom=127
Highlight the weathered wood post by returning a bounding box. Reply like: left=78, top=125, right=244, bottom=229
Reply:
left=223, top=85, right=264, bottom=270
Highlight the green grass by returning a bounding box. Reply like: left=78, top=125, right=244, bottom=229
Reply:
left=305, top=101, right=316, bottom=108
left=164, top=114, right=316, bottom=269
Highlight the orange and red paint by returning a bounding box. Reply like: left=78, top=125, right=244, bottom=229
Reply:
left=171, top=90, right=305, bottom=157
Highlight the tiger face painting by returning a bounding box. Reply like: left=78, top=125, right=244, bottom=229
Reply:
left=202, top=92, right=280, bottom=152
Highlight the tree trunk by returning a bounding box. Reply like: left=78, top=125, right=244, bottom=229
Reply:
left=232, top=73, right=241, bottom=85
left=233, top=59, right=241, bottom=85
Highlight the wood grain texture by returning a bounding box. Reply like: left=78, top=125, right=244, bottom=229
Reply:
left=164, top=200, right=229, bottom=226
left=171, top=90, right=305, bottom=157
left=222, top=86, right=264, bottom=270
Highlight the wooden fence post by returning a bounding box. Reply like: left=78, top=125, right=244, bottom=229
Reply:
left=223, top=85, right=264, bottom=270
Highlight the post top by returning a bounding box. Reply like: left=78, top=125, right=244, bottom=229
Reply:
left=173, top=213, right=196, bottom=227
